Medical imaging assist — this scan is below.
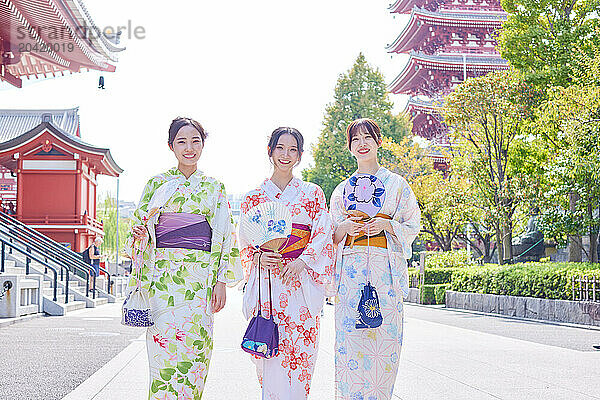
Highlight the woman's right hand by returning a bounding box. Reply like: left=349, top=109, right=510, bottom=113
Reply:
left=259, top=252, right=282, bottom=270
left=339, top=216, right=365, bottom=237
left=132, top=225, right=148, bottom=241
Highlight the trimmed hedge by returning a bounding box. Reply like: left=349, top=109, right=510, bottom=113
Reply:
left=420, top=284, right=449, bottom=305
left=425, top=250, right=474, bottom=269
left=408, top=266, right=492, bottom=286
left=450, top=262, right=600, bottom=300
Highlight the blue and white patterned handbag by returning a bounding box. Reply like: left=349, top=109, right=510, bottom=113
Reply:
left=121, top=239, right=154, bottom=327
left=121, top=286, right=154, bottom=327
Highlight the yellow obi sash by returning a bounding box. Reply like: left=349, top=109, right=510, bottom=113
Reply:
left=344, top=214, right=392, bottom=249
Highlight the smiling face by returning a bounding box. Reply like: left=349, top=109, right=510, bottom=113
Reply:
left=169, top=125, right=204, bottom=167
left=269, top=133, right=301, bottom=172
left=349, top=127, right=380, bottom=163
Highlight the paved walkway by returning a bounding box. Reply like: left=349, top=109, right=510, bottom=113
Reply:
left=57, top=289, right=600, bottom=400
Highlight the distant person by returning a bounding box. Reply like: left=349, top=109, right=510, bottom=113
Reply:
left=129, top=117, right=242, bottom=399
left=83, top=236, right=106, bottom=279
left=330, top=118, right=421, bottom=400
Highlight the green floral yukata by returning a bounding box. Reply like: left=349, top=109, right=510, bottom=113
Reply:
left=128, top=168, right=242, bottom=400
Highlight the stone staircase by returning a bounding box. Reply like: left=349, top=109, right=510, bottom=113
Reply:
left=2, top=252, right=110, bottom=316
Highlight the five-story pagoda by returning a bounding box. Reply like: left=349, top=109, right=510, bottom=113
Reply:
left=387, top=0, right=508, bottom=142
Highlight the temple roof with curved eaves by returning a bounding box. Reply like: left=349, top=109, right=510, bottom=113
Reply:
left=387, top=7, right=506, bottom=54
left=0, top=108, right=80, bottom=142
left=388, top=51, right=508, bottom=94
left=389, top=0, right=503, bottom=14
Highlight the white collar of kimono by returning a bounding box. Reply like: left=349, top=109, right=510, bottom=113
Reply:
left=261, top=176, right=301, bottom=202
left=352, top=166, right=392, bottom=185
left=145, top=168, right=205, bottom=226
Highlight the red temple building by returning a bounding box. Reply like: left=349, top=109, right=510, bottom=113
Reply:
left=0, top=0, right=124, bottom=88
left=387, top=0, right=508, bottom=142
left=0, top=108, right=122, bottom=251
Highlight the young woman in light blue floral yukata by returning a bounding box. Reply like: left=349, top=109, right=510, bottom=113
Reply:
left=129, top=117, right=243, bottom=400
left=330, top=118, right=421, bottom=400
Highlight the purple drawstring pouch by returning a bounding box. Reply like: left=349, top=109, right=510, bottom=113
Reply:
left=241, top=256, right=279, bottom=359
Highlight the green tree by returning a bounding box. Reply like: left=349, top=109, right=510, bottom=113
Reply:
left=97, top=194, right=132, bottom=263
left=536, top=82, right=600, bottom=263
left=383, top=138, right=477, bottom=254
left=302, top=53, right=411, bottom=202
left=442, top=70, right=540, bottom=263
left=498, top=0, right=600, bottom=87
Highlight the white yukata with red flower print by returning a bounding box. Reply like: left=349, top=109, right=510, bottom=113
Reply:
left=239, top=177, right=335, bottom=400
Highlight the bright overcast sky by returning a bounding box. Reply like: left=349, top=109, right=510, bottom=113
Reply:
left=2, top=0, right=409, bottom=202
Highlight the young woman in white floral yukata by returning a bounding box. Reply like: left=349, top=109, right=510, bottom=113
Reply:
left=129, top=117, right=243, bottom=400
left=239, top=127, right=335, bottom=400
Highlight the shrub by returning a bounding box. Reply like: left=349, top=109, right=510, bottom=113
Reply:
left=450, top=262, right=600, bottom=300
left=420, top=284, right=449, bottom=305
left=426, top=249, right=473, bottom=269
left=408, top=266, right=486, bottom=287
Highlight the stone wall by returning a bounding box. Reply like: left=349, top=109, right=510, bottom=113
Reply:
left=446, top=290, right=600, bottom=327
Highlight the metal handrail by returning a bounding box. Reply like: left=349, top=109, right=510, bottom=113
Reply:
left=0, top=220, right=92, bottom=299
left=0, top=212, right=113, bottom=297
left=0, top=236, right=59, bottom=302
left=0, top=228, right=74, bottom=303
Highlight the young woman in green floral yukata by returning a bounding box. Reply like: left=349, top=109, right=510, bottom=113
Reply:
left=129, top=117, right=243, bottom=400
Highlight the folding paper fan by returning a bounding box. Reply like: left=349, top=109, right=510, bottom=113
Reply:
left=240, top=202, right=292, bottom=252
left=343, top=174, right=386, bottom=218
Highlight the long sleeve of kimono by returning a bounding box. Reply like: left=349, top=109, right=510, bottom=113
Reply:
left=126, top=178, right=158, bottom=290
left=237, top=203, right=255, bottom=283
left=297, top=185, right=335, bottom=283
left=211, top=183, right=243, bottom=287
left=388, top=177, right=421, bottom=259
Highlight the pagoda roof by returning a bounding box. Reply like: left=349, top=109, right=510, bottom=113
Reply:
left=0, top=120, right=122, bottom=176
left=387, top=7, right=506, bottom=54
left=389, top=0, right=428, bottom=14
left=389, top=52, right=508, bottom=94
left=390, top=0, right=503, bottom=14
left=0, top=0, right=125, bottom=88
left=0, top=108, right=80, bottom=141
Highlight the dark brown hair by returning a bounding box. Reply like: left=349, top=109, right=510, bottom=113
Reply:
left=346, top=118, right=382, bottom=150
left=168, top=117, right=207, bottom=147
left=267, top=127, right=304, bottom=157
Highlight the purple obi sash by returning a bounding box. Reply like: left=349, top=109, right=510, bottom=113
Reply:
left=155, top=213, right=212, bottom=251
left=278, top=223, right=311, bottom=259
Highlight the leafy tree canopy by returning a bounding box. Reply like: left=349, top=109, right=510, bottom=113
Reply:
left=302, top=53, right=411, bottom=202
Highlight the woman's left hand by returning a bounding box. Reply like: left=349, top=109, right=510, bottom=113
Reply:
left=281, top=259, right=307, bottom=286
left=211, top=282, right=226, bottom=313
left=362, top=217, right=391, bottom=236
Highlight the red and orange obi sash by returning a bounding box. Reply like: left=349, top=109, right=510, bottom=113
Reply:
left=278, top=223, right=311, bottom=259
left=344, top=214, right=392, bottom=249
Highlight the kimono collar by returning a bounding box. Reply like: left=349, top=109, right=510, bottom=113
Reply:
left=261, top=176, right=301, bottom=202
left=352, top=166, right=392, bottom=185
left=167, top=167, right=204, bottom=185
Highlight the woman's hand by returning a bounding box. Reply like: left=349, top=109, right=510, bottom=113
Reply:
left=362, top=217, right=391, bottom=236
left=281, top=259, right=307, bottom=286
left=211, top=281, right=226, bottom=313
left=340, top=216, right=365, bottom=237
left=132, top=225, right=148, bottom=241
left=259, top=252, right=282, bottom=270
left=334, top=216, right=365, bottom=244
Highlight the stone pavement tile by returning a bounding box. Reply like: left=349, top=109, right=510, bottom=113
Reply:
left=62, top=334, right=146, bottom=400
left=394, top=360, right=502, bottom=400
left=492, top=388, right=599, bottom=400
left=398, top=317, right=600, bottom=399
